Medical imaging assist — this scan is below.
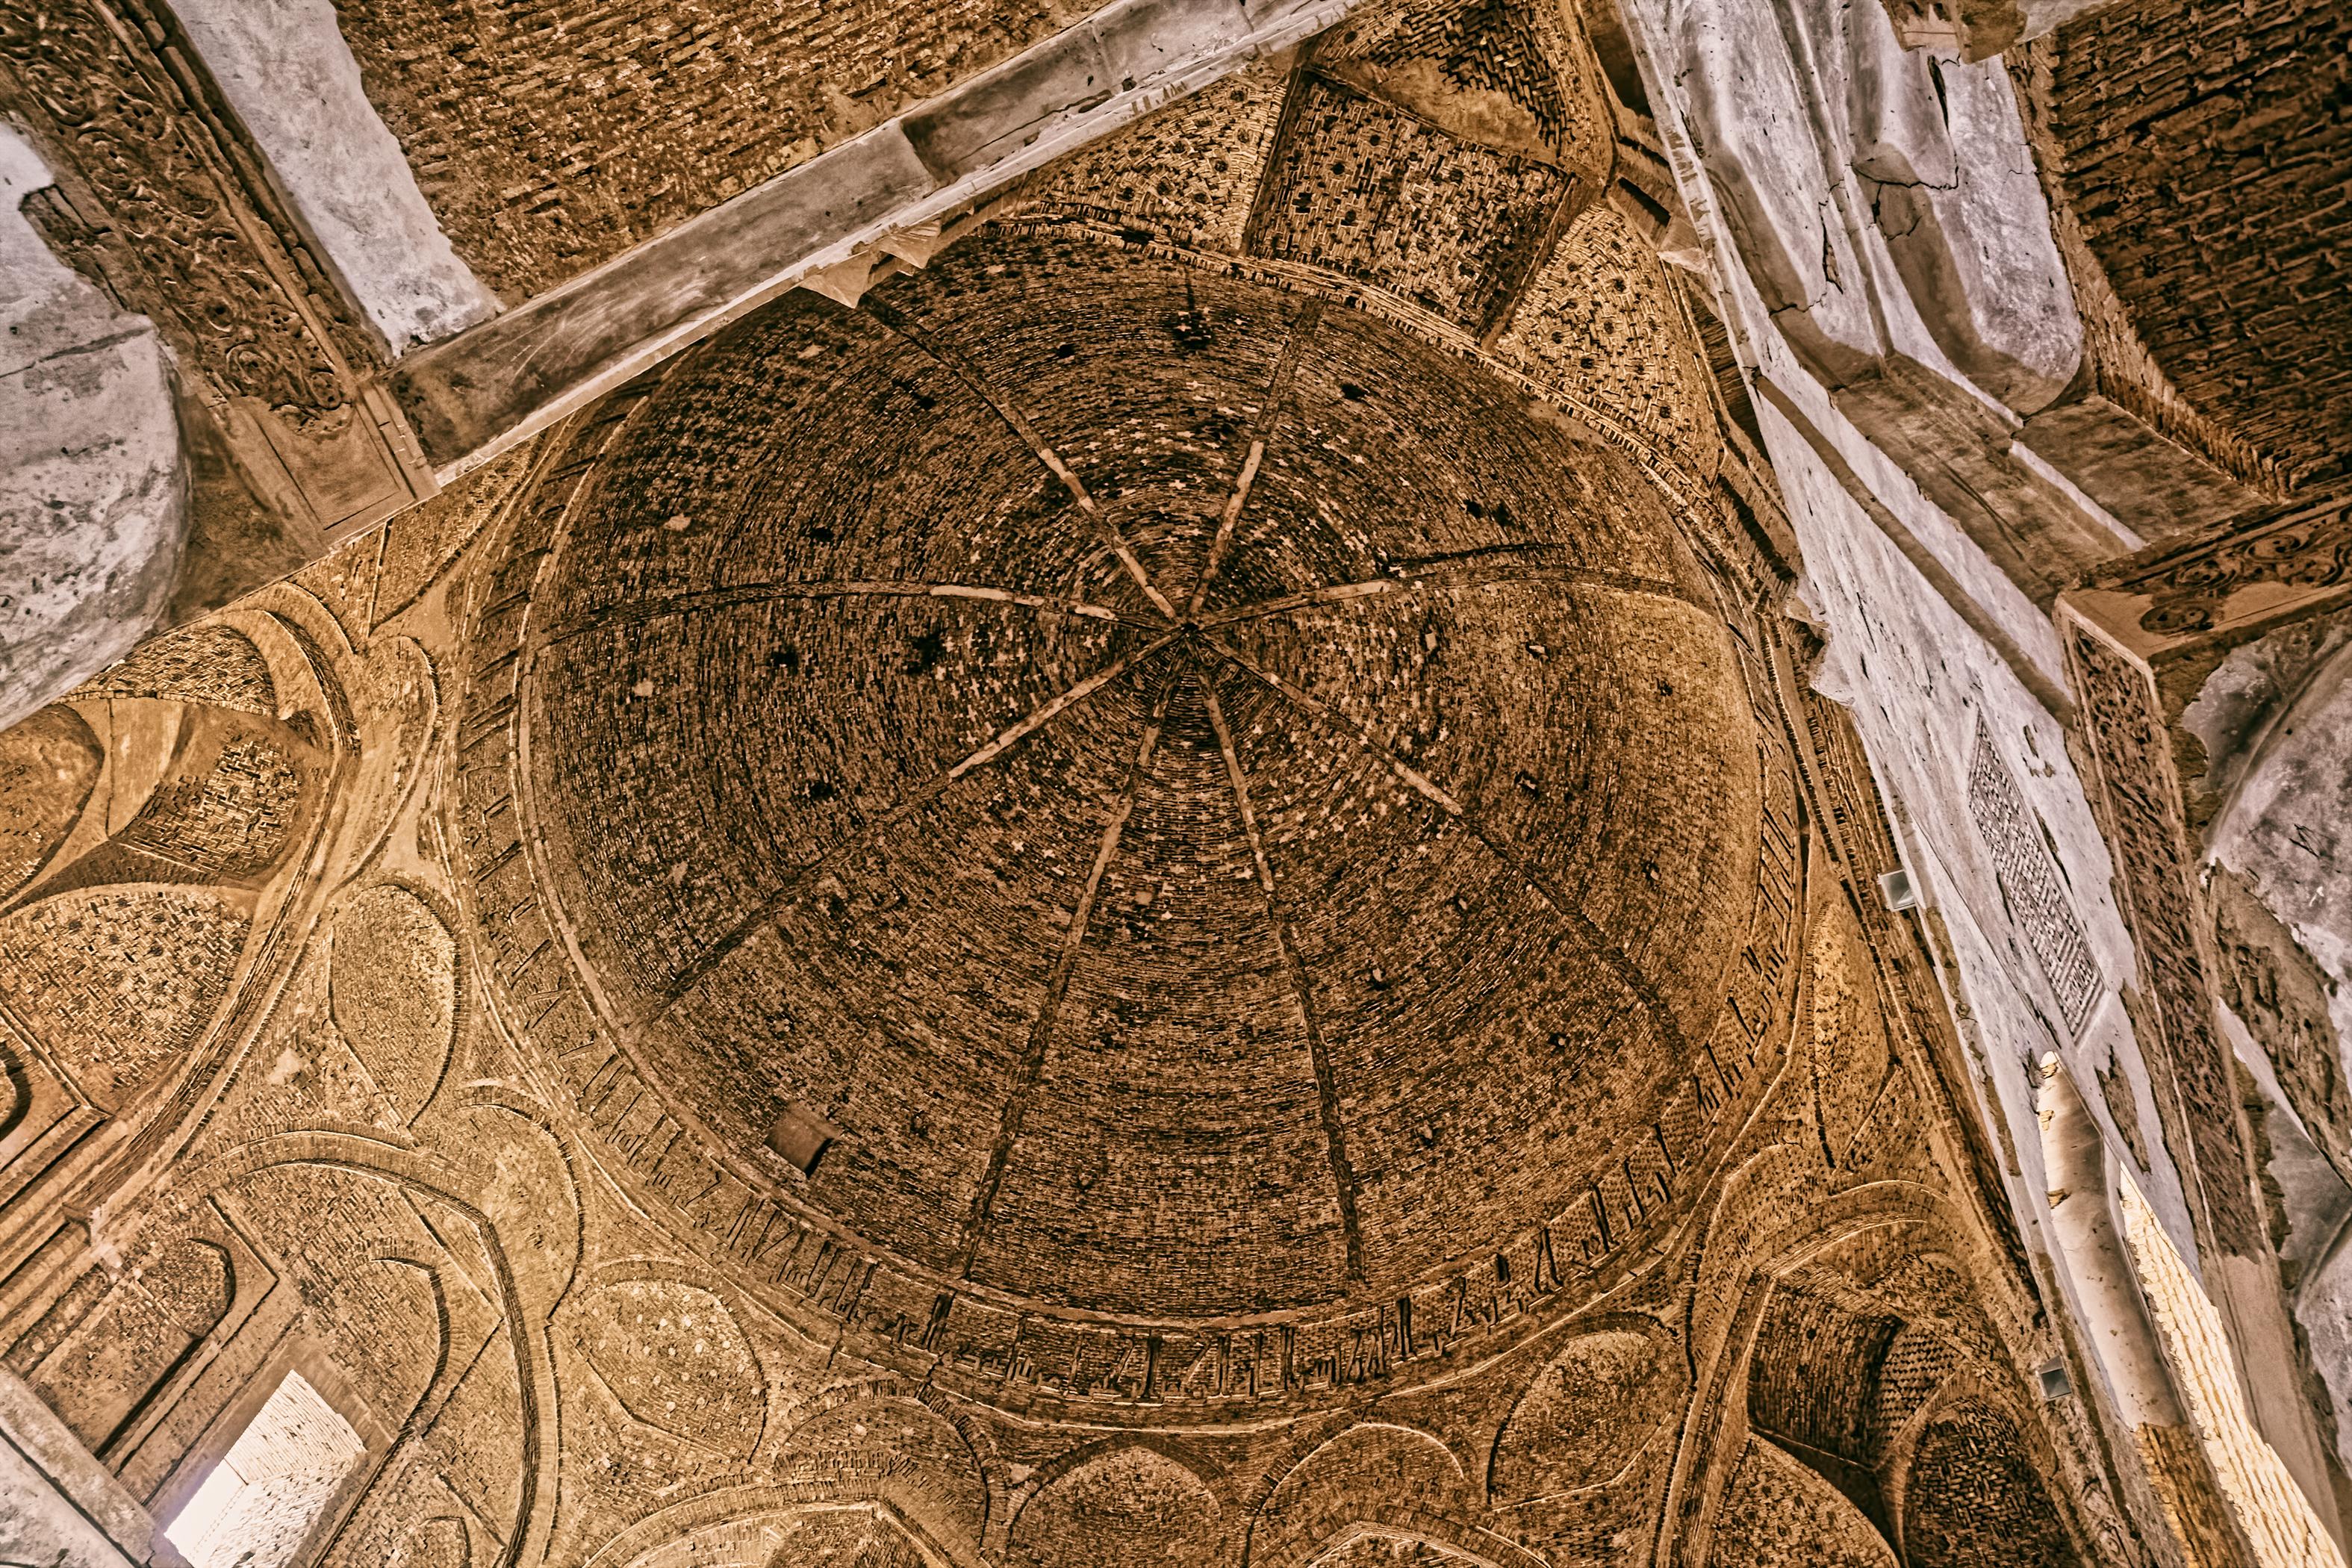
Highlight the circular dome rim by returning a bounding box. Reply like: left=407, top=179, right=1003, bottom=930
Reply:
left=458, top=235, right=1796, bottom=1399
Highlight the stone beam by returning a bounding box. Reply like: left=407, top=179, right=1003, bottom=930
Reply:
left=165, top=0, right=502, bottom=357
left=0, top=1366, right=186, bottom=1567
left=0, top=129, right=183, bottom=735
left=387, top=0, right=1362, bottom=475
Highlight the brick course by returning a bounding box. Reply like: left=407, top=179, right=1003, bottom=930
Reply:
left=329, top=0, right=1097, bottom=299
left=2046, top=0, right=2352, bottom=494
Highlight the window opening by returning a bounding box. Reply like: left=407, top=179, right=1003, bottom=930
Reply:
left=164, top=1370, right=366, bottom=1568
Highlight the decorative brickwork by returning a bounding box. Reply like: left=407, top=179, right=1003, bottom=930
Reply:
left=0, top=888, right=249, bottom=1111
left=2041, top=0, right=2352, bottom=494
left=2067, top=621, right=2263, bottom=1259
left=1902, top=1399, right=2078, bottom=1567
left=0, top=0, right=371, bottom=414
left=2006, top=34, right=2281, bottom=500
left=1712, top=1437, right=1896, bottom=1567
left=1327, top=0, right=1575, bottom=152
left=0, top=22, right=2119, bottom=1561
left=1012, top=39, right=1727, bottom=499
left=1315, top=0, right=1615, bottom=171
left=1488, top=1328, right=1678, bottom=1502
left=1008, top=1446, right=1224, bottom=1566
left=461, top=231, right=1793, bottom=1413
left=1965, top=718, right=2103, bottom=1035
left=1490, top=207, right=1720, bottom=478
left=72, top=627, right=280, bottom=720
left=1248, top=72, right=1578, bottom=337
left=14, top=1235, right=231, bottom=1453
left=1027, top=70, right=1292, bottom=254
left=325, top=884, right=457, bottom=1126
left=2118, top=1171, right=2345, bottom=1565
left=323, top=0, right=1098, bottom=300
left=33, top=721, right=309, bottom=902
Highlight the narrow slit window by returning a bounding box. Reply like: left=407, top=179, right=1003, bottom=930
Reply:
left=164, top=1370, right=367, bottom=1568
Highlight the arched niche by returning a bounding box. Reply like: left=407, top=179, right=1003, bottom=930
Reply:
left=72, top=623, right=281, bottom=718
left=581, top=1493, right=968, bottom=1568
left=572, top=1277, right=764, bottom=1460
left=1490, top=1325, right=1679, bottom=1505
left=0, top=706, right=103, bottom=901
left=1007, top=1445, right=1221, bottom=1568
left=1709, top=1436, right=1896, bottom=1567
left=12, top=1234, right=233, bottom=1457
left=328, top=882, right=458, bottom=1125
left=764, top=1506, right=938, bottom=1567
left=1248, top=1424, right=1527, bottom=1568
left=1898, top=1398, right=2078, bottom=1567
left=1304, top=1525, right=1504, bottom=1567
left=776, top=1392, right=989, bottom=1551
left=599, top=1500, right=945, bottom=1568
left=0, top=885, right=249, bottom=1112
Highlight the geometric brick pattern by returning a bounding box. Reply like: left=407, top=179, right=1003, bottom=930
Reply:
left=1966, top=718, right=2103, bottom=1034
left=0, top=12, right=2115, bottom=1557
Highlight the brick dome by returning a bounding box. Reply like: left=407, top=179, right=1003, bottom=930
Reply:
left=514, top=234, right=1765, bottom=1331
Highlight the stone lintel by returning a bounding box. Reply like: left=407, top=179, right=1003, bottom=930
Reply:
left=0, top=1366, right=187, bottom=1567
left=389, top=0, right=1364, bottom=475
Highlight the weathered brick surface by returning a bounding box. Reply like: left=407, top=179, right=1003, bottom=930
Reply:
left=327, top=0, right=1098, bottom=299
left=1712, top=1437, right=1897, bottom=1567
left=0, top=886, right=249, bottom=1110
left=1249, top=72, right=1575, bottom=335
left=514, top=231, right=1770, bottom=1331
left=1027, top=68, right=1292, bottom=252
left=1015, top=18, right=1722, bottom=487
left=71, top=626, right=279, bottom=719
left=2045, top=0, right=2352, bottom=494
left=0, top=706, right=101, bottom=897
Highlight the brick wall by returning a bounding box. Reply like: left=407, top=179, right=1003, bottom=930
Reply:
left=329, top=0, right=1098, bottom=299
left=2045, top=0, right=2352, bottom=494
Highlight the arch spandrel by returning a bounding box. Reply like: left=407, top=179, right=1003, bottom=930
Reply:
left=775, top=1393, right=992, bottom=1546
left=1899, top=1398, right=2079, bottom=1568
left=1489, top=1326, right=1681, bottom=1506
left=1711, top=1435, right=1898, bottom=1568
left=570, top=1277, right=765, bottom=1460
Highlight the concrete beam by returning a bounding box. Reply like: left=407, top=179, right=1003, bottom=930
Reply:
left=388, top=0, right=1363, bottom=476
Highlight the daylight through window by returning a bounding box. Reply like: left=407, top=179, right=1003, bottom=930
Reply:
left=164, top=1371, right=366, bottom=1568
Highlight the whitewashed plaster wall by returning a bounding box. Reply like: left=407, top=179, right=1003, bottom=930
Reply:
left=168, top=0, right=502, bottom=355
left=1618, top=0, right=2352, bottom=1518
left=0, top=128, right=184, bottom=734
left=1614, top=0, right=2240, bottom=1459
left=2203, top=651, right=2352, bottom=1065
left=1764, top=391, right=2194, bottom=1263
left=1663, top=0, right=2079, bottom=416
